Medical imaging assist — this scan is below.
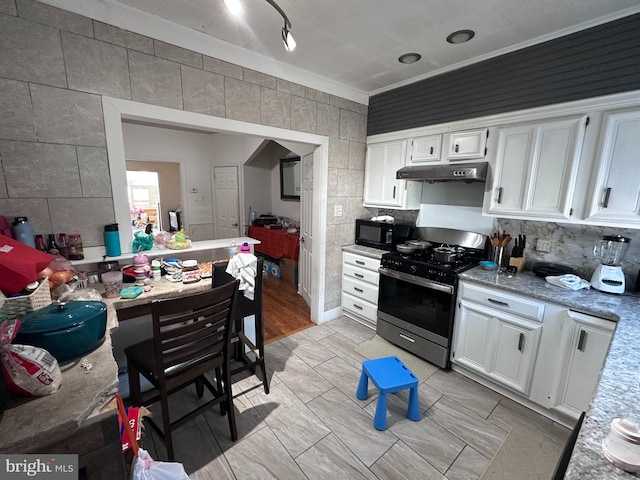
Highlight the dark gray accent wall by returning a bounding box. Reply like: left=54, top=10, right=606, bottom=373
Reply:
left=368, top=13, right=640, bottom=135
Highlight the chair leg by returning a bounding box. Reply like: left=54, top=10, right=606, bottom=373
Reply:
left=356, top=370, right=369, bottom=401
left=255, top=313, right=270, bottom=394
left=127, top=360, right=142, bottom=406
left=160, top=390, right=175, bottom=461
left=223, top=366, right=237, bottom=441
left=195, top=376, right=204, bottom=399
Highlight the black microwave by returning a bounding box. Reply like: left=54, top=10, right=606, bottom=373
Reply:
left=355, top=219, right=413, bottom=250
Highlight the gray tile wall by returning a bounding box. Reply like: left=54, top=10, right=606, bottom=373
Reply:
left=0, top=0, right=368, bottom=313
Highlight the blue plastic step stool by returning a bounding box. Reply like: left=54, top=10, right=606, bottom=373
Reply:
left=356, top=356, right=420, bottom=430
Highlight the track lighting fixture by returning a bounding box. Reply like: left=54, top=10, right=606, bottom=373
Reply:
left=224, top=0, right=296, bottom=52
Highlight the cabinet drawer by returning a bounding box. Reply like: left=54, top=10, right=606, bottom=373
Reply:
left=343, top=263, right=379, bottom=286
left=343, top=252, right=381, bottom=272
left=342, top=275, right=379, bottom=304
left=341, top=291, right=378, bottom=322
left=460, top=282, right=545, bottom=321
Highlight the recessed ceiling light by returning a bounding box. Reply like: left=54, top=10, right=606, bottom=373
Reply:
left=446, top=29, right=475, bottom=44
left=398, top=53, right=422, bottom=64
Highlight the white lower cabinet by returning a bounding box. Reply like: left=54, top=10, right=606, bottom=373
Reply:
left=453, top=280, right=615, bottom=424
left=551, top=310, right=615, bottom=418
left=341, top=251, right=381, bottom=328
left=453, top=283, right=543, bottom=395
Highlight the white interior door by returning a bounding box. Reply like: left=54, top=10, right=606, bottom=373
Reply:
left=300, top=152, right=313, bottom=306
left=213, top=166, right=240, bottom=239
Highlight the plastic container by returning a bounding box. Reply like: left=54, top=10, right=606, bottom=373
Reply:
left=11, top=217, right=35, bottom=248
left=182, top=260, right=200, bottom=284
left=151, top=260, right=161, bottom=281
left=102, top=271, right=123, bottom=298
left=602, top=418, right=640, bottom=472
left=104, top=224, right=122, bottom=257
left=240, top=242, right=251, bottom=253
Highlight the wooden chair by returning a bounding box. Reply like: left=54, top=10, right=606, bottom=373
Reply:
left=213, top=258, right=269, bottom=395
left=551, top=411, right=585, bottom=480
left=124, top=280, right=239, bottom=461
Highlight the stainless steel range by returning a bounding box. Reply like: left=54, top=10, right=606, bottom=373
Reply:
left=377, top=227, right=489, bottom=369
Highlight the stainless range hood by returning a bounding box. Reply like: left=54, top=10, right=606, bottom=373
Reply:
left=396, top=162, right=488, bottom=182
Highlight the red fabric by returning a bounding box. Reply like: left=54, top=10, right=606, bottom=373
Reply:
left=0, top=234, right=54, bottom=295
left=248, top=226, right=300, bottom=261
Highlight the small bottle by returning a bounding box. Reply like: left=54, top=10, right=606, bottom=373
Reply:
left=58, top=233, right=70, bottom=259
left=46, top=234, right=60, bottom=256
left=68, top=234, right=84, bottom=260
left=11, top=217, right=35, bottom=248
left=34, top=234, right=47, bottom=253
left=182, top=260, right=200, bottom=284
left=151, top=260, right=161, bottom=281
left=229, top=240, right=238, bottom=258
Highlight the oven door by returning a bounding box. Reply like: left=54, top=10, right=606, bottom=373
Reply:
left=377, top=267, right=455, bottom=348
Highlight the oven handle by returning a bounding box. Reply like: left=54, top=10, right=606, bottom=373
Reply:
left=379, top=267, right=454, bottom=295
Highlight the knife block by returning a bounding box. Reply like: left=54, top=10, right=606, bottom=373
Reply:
left=509, top=252, right=526, bottom=273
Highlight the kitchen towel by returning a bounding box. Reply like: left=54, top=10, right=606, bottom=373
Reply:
left=226, top=253, right=257, bottom=299
left=545, top=274, right=590, bottom=291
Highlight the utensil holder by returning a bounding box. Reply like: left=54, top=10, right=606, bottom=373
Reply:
left=509, top=251, right=526, bottom=273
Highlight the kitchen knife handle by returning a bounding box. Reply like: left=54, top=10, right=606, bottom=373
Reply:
left=496, top=187, right=503, bottom=204
left=603, top=187, right=612, bottom=208
left=577, top=329, right=587, bottom=351
left=518, top=333, right=524, bottom=352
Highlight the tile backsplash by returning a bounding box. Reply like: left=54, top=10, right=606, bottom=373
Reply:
left=497, top=219, right=640, bottom=285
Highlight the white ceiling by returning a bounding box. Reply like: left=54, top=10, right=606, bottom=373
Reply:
left=46, top=0, right=640, bottom=102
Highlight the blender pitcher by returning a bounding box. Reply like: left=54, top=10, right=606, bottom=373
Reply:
left=593, top=235, right=631, bottom=266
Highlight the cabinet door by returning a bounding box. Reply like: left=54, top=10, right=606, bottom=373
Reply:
left=452, top=300, right=493, bottom=373
left=486, top=125, right=533, bottom=214
left=554, top=311, right=614, bottom=418
left=486, top=116, right=585, bottom=219
left=585, top=109, right=640, bottom=224
left=364, top=141, right=406, bottom=207
left=448, top=129, right=488, bottom=160
left=408, top=135, right=441, bottom=163
left=490, top=316, right=542, bottom=395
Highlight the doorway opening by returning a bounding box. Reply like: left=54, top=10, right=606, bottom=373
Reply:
left=126, top=170, right=161, bottom=234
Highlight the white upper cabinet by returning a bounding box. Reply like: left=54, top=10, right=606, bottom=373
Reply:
left=584, top=109, right=640, bottom=225
left=448, top=129, right=488, bottom=160
left=364, top=140, right=421, bottom=209
left=407, top=135, right=442, bottom=163
left=485, top=116, right=587, bottom=220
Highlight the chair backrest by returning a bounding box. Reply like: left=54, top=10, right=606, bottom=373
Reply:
left=212, top=258, right=263, bottom=319
left=150, top=280, right=239, bottom=380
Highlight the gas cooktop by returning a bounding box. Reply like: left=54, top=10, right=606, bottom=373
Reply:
left=381, top=246, right=485, bottom=285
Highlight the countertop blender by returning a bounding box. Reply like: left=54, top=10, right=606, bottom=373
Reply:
left=591, top=235, right=631, bottom=294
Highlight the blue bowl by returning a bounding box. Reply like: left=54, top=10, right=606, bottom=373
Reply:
left=480, top=261, right=498, bottom=270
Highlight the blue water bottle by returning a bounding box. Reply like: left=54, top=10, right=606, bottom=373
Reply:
left=104, top=223, right=122, bottom=257
left=12, top=217, right=35, bottom=248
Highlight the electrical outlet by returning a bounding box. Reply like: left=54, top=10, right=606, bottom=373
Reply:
left=536, top=239, right=552, bottom=253
left=334, top=205, right=343, bottom=217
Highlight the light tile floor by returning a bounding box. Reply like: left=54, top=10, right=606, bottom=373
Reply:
left=142, top=316, right=570, bottom=479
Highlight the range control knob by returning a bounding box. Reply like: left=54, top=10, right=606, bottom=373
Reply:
left=410, top=265, right=417, bottom=274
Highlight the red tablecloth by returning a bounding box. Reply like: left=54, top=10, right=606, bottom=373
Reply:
left=248, top=226, right=300, bottom=261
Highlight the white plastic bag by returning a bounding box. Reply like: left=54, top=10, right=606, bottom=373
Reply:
left=131, top=449, right=190, bottom=480
left=0, top=319, right=62, bottom=396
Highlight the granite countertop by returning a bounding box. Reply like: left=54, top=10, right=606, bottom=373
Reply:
left=0, top=334, right=119, bottom=453
left=342, top=244, right=388, bottom=259
left=460, top=268, right=640, bottom=478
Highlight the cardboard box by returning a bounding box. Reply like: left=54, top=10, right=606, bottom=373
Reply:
left=279, top=258, right=298, bottom=286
